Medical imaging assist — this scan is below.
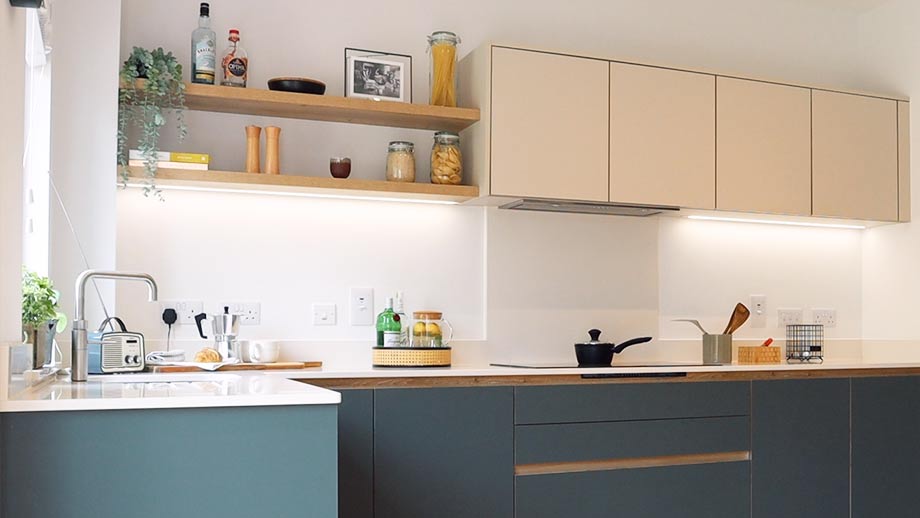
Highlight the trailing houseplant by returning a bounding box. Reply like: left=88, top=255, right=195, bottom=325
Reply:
left=117, top=46, right=187, bottom=199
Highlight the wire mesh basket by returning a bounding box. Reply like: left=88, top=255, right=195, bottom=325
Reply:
left=786, top=324, right=824, bottom=363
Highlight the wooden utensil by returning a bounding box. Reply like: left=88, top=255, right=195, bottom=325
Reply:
left=723, top=303, right=751, bottom=335
left=149, top=361, right=322, bottom=373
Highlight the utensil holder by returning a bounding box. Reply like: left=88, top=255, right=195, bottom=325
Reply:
left=702, top=334, right=732, bottom=365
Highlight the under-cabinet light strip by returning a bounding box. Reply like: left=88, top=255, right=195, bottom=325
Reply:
left=687, top=215, right=866, bottom=230
left=124, top=183, right=461, bottom=205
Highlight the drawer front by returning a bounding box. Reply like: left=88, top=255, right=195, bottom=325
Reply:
left=515, top=461, right=751, bottom=518
left=515, top=381, right=750, bottom=424
left=516, top=416, right=749, bottom=465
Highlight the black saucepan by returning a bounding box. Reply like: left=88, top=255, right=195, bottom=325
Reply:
left=574, top=329, right=652, bottom=367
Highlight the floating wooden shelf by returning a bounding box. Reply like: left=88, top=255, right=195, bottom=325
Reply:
left=124, top=167, right=480, bottom=204
left=173, top=82, right=480, bottom=131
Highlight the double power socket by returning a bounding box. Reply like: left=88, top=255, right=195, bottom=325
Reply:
left=749, top=295, right=837, bottom=328
left=160, top=301, right=262, bottom=325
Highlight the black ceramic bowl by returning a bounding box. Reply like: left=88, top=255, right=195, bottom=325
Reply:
left=267, top=77, right=327, bottom=95
left=574, top=344, right=614, bottom=367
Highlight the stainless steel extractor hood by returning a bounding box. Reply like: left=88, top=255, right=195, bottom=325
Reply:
left=499, top=198, right=679, bottom=217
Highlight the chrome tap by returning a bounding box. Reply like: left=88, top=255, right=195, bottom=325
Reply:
left=71, top=270, right=158, bottom=382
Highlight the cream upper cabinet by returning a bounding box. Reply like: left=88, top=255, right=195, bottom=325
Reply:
left=716, top=78, right=812, bottom=215
left=899, top=101, right=911, bottom=222
left=609, top=63, right=715, bottom=209
left=812, top=91, right=898, bottom=221
left=490, top=48, right=609, bottom=201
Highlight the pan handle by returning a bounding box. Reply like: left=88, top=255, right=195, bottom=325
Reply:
left=613, top=336, right=652, bottom=355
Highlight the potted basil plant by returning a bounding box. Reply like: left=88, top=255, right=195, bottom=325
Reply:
left=22, top=269, right=67, bottom=369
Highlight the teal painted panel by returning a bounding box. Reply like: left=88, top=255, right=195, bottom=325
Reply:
left=2, top=405, right=337, bottom=518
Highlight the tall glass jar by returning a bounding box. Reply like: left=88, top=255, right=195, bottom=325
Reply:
left=428, top=31, right=461, bottom=107
left=386, top=141, right=416, bottom=182
left=431, top=132, right=462, bottom=185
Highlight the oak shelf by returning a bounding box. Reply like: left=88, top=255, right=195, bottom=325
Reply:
left=124, top=167, right=480, bottom=204
left=177, top=82, right=480, bottom=131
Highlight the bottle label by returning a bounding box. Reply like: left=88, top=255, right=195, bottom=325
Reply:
left=383, top=331, right=401, bottom=348
left=194, top=39, right=216, bottom=82
left=227, top=57, right=248, bottom=78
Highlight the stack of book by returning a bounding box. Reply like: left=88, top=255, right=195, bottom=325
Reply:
left=128, top=150, right=210, bottom=171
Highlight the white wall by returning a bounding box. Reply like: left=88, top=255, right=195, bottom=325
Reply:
left=0, top=5, right=26, bottom=346
left=114, top=0, right=893, bottom=362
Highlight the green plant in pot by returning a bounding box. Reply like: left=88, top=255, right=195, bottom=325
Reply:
left=117, top=46, right=188, bottom=199
left=22, top=269, right=67, bottom=369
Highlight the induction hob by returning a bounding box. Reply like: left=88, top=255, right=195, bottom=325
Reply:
left=490, top=361, right=703, bottom=369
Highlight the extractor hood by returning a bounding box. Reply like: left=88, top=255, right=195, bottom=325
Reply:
left=499, top=198, right=679, bottom=217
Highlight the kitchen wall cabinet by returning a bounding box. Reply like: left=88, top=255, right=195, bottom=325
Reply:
left=338, top=389, right=374, bottom=518
left=716, top=78, right=812, bottom=215
left=374, top=387, right=514, bottom=518
left=609, top=63, right=715, bottom=209
left=852, top=376, right=920, bottom=517
left=813, top=91, right=899, bottom=221
left=489, top=47, right=609, bottom=201
left=751, top=379, right=850, bottom=518
left=899, top=101, right=911, bottom=222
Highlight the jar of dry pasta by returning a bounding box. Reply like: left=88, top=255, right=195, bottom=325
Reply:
left=428, top=31, right=460, bottom=107
left=431, top=132, right=462, bottom=185
left=386, top=141, right=416, bottom=182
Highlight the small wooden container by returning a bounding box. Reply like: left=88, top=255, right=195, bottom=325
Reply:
left=737, top=346, right=782, bottom=364
left=372, top=347, right=451, bottom=368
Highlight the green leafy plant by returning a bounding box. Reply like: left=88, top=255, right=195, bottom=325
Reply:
left=21, top=269, right=66, bottom=332
left=117, top=46, right=187, bottom=199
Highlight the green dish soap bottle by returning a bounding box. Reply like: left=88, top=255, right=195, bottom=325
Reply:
left=376, top=297, right=402, bottom=348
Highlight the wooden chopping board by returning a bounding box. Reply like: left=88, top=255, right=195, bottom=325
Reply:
left=150, top=361, right=322, bottom=373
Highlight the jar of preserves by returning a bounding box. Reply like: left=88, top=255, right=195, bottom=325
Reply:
left=431, top=132, right=462, bottom=185
left=410, top=311, right=453, bottom=348
left=386, top=141, right=416, bottom=182
left=428, top=31, right=461, bottom=107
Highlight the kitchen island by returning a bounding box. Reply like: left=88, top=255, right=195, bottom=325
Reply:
left=0, top=372, right=340, bottom=518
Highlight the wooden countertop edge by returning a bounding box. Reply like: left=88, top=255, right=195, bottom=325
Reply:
left=301, top=367, right=920, bottom=389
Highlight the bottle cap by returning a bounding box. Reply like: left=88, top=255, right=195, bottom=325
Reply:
left=199, top=2, right=210, bottom=16
left=394, top=291, right=405, bottom=312
left=229, top=29, right=240, bottom=36
left=385, top=297, right=394, bottom=309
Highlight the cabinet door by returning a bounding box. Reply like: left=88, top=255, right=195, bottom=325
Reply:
left=374, top=387, right=514, bottom=518
left=852, top=376, right=920, bottom=517
left=813, top=91, right=898, bottom=220
left=751, top=379, right=850, bottom=518
left=610, top=63, right=715, bottom=209
left=338, top=389, right=374, bottom=518
left=899, top=101, right=911, bottom=222
left=490, top=47, right=609, bottom=201
left=717, top=78, right=812, bottom=215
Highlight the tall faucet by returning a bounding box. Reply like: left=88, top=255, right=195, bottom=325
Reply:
left=71, top=270, right=158, bottom=382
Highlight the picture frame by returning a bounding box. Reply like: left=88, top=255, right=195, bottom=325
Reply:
left=344, top=48, right=412, bottom=103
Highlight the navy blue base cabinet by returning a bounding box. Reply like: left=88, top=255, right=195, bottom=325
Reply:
left=1, top=405, right=338, bottom=518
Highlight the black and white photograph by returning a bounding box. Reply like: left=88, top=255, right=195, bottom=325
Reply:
left=347, top=56, right=404, bottom=101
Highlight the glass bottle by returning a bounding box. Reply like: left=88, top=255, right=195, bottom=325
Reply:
left=221, top=29, right=248, bottom=87
left=376, top=298, right=402, bottom=348
left=393, top=292, right=409, bottom=346
left=191, top=2, right=216, bottom=84
left=431, top=131, right=462, bottom=185
left=428, top=31, right=461, bottom=107
left=386, top=141, right=416, bottom=182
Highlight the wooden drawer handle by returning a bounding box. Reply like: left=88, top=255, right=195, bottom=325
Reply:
left=515, top=450, right=751, bottom=476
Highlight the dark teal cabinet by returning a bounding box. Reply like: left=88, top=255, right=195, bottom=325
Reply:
left=373, top=387, right=514, bottom=518
left=852, top=376, right=920, bottom=517
left=751, top=379, right=850, bottom=518
left=338, top=389, right=374, bottom=518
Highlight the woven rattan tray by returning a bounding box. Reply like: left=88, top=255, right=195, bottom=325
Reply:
left=372, top=347, right=452, bottom=367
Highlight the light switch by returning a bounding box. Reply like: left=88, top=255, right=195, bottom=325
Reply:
left=349, top=288, right=374, bottom=326
left=313, top=304, right=337, bottom=326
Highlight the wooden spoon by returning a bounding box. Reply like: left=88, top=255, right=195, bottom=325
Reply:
left=723, top=303, right=751, bottom=335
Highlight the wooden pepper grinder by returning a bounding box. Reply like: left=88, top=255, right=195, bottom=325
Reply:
left=264, top=126, right=281, bottom=175
left=245, top=125, right=262, bottom=173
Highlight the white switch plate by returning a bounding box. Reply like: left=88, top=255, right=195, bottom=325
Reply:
left=813, top=308, right=837, bottom=328
left=313, top=304, right=337, bottom=326
left=349, top=288, right=374, bottom=326
left=750, top=295, right=767, bottom=328
left=777, top=308, right=804, bottom=327
left=217, top=302, right=261, bottom=325
left=160, top=300, right=203, bottom=325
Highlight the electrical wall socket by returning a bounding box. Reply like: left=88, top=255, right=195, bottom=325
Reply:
left=750, top=295, right=767, bottom=328
left=313, top=304, right=337, bottom=326
left=349, top=288, right=374, bottom=326
left=160, top=300, right=203, bottom=325
left=813, top=308, right=837, bottom=328
left=217, top=302, right=261, bottom=325
left=777, top=308, right=804, bottom=327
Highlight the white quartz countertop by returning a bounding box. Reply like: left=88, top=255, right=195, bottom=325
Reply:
left=1, top=371, right=341, bottom=413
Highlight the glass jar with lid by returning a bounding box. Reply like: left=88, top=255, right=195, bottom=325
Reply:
left=431, top=132, right=462, bottom=185
left=427, top=31, right=461, bottom=107
left=386, top=141, right=416, bottom=182
left=410, top=311, right=453, bottom=348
